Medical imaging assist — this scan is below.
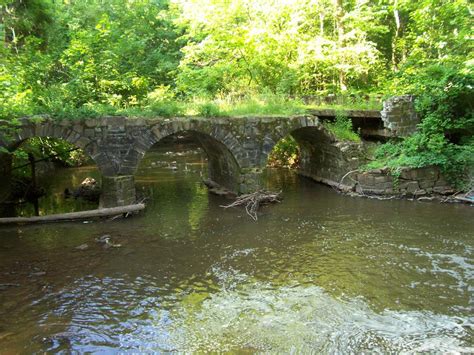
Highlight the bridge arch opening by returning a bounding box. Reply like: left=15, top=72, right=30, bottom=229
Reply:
left=0, top=136, right=102, bottom=217
left=137, top=129, right=241, bottom=194
left=265, top=125, right=362, bottom=191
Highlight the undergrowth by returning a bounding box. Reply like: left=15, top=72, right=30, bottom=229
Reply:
left=365, top=63, right=474, bottom=190
left=323, top=111, right=361, bottom=142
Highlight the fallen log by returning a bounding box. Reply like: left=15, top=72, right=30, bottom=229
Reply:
left=0, top=203, right=145, bottom=225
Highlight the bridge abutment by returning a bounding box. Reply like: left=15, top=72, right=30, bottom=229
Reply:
left=100, top=175, right=136, bottom=208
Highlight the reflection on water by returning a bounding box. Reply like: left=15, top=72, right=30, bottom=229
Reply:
left=3, top=165, right=100, bottom=217
left=0, top=145, right=472, bottom=352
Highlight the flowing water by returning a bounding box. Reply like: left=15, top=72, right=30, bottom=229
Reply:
left=0, top=145, right=472, bottom=353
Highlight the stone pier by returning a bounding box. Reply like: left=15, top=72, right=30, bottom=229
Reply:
left=100, top=175, right=136, bottom=208
left=239, top=168, right=264, bottom=194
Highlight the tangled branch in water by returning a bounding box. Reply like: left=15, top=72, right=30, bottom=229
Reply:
left=220, top=190, right=282, bottom=221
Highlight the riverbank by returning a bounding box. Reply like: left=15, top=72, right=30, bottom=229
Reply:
left=298, top=165, right=473, bottom=205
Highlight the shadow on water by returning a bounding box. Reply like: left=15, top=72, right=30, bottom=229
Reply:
left=0, top=144, right=473, bottom=352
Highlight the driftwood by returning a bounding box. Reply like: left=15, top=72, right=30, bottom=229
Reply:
left=454, top=195, right=474, bottom=204
left=221, top=191, right=281, bottom=221
left=0, top=203, right=145, bottom=225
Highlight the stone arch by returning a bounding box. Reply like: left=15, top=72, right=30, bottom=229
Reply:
left=263, top=119, right=365, bottom=190
left=248, top=116, right=322, bottom=168
left=137, top=120, right=243, bottom=192
left=0, top=119, right=105, bottom=206
left=3, top=119, right=102, bottom=173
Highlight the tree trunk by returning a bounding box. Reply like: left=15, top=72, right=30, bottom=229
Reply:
left=333, top=0, right=346, bottom=91
left=391, top=0, right=401, bottom=71
left=0, top=203, right=146, bottom=225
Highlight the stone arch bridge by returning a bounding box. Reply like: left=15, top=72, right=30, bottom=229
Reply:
left=0, top=97, right=417, bottom=207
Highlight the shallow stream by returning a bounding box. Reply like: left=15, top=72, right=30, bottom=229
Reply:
left=0, top=146, right=472, bottom=352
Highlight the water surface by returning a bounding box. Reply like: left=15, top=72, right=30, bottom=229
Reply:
left=0, top=146, right=472, bottom=352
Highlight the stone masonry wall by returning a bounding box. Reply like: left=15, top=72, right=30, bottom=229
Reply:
left=290, top=126, right=368, bottom=190
left=381, top=95, right=419, bottom=137
left=0, top=102, right=444, bottom=207
left=355, top=166, right=453, bottom=197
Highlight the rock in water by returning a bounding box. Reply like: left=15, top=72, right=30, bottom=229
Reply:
left=96, top=235, right=121, bottom=249
left=95, top=234, right=111, bottom=244
left=73, top=177, right=101, bottom=202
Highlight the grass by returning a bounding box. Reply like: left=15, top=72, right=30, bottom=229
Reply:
left=2, top=93, right=383, bottom=121
left=322, top=111, right=361, bottom=142
left=215, top=95, right=308, bottom=116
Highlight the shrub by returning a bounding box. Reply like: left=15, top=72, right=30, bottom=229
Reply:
left=267, top=135, right=299, bottom=168
left=324, top=111, right=360, bottom=142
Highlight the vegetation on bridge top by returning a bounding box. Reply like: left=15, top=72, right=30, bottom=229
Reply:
left=0, top=0, right=472, bottom=189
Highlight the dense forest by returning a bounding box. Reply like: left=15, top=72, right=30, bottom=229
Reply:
left=0, top=0, right=473, bottom=187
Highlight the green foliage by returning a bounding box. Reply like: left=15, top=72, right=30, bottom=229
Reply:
left=143, top=86, right=184, bottom=117
left=196, top=102, right=221, bottom=117
left=0, top=0, right=472, bottom=189
left=267, top=136, right=299, bottom=168
left=218, top=94, right=306, bottom=117
left=368, top=63, right=474, bottom=189
left=175, top=0, right=385, bottom=96
left=1, top=0, right=471, bottom=119
left=1, top=0, right=182, bottom=120
left=12, top=137, right=91, bottom=179
left=324, top=111, right=360, bottom=142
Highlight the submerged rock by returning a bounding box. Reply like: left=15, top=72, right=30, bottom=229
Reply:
left=29, top=271, right=46, bottom=277
left=74, top=243, right=89, bottom=251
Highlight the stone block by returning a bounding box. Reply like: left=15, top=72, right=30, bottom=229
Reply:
left=374, top=181, right=395, bottom=189
left=399, top=168, right=416, bottom=180
left=374, top=175, right=391, bottom=184
left=419, top=179, right=436, bottom=190
left=381, top=95, right=419, bottom=137
left=400, top=181, right=419, bottom=194
left=84, top=128, right=95, bottom=138
left=434, top=176, right=449, bottom=187
left=100, top=175, right=136, bottom=208
left=414, top=189, right=427, bottom=196
left=357, top=173, right=375, bottom=185
left=84, top=119, right=99, bottom=128
left=433, top=186, right=454, bottom=195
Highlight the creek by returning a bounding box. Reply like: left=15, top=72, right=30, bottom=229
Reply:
left=0, top=144, right=472, bottom=352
